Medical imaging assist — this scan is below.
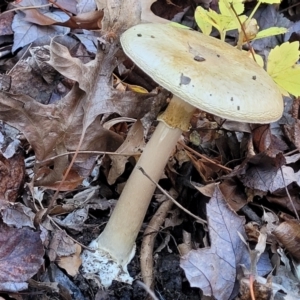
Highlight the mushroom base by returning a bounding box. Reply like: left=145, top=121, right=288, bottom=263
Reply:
left=81, top=240, right=135, bottom=288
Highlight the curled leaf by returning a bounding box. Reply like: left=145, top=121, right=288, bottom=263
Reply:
left=273, top=220, right=300, bottom=262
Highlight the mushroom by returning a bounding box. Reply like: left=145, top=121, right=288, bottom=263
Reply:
left=81, top=23, right=283, bottom=286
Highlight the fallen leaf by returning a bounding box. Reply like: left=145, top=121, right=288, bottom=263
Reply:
left=47, top=229, right=76, bottom=262
left=12, top=10, right=70, bottom=52
left=219, top=178, right=247, bottom=211
left=0, top=151, right=24, bottom=202
left=23, top=8, right=104, bottom=30
left=273, top=219, right=300, bottom=261
left=252, top=124, right=288, bottom=154
left=0, top=200, right=35, bottom=229
left=0, top=224, right=44, bottom=292
left=48, top=39, right=155, bottom=133
left=58, top=243, right=82, bottom=276
left=240, top=164, right=296, bottom=193
left=53, top=208, right=88, bottom=232
left=0, top=89, right=123, bottom=186
left=107, top=120, right=145, bottom=185
left=180, top=185, right=248, bottom=298
left=42, top=263, right=85, bottom=300
left=266, top=188, right=300, bottom=215
left=232, top=153, right=292, bottom=193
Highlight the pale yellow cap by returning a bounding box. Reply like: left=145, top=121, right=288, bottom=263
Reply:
left=120, top=23, right=283, bottom=123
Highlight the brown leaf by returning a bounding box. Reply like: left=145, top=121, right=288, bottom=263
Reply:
left=107, top=120, right=145, bottom=184
left=186, top=151, right=222, bottom=182
left=0, top=87, right=123, bottom=185
left=9, top=58, right=58, bottom=104
left=252, top=124, right=288, bottom=155
left=53, top=208, right=88, bottom=232
left=23, top=9, right=103, bottom=30
left=0, top=11, right=14, bottom=36
left=273, top=219, right=300, bottom=261
left=40, top=169, right=83, bottom=191
left=240, top=164, right=296, bottom=193
left=232, top=153, right=292, bottom=193
left=0, top=151, right=24, bottom=202
left=57, top=244, right=82, bottom=277
left=0, top=224, right=44, bottom=292
left=180, top=186, right=249, bottom=299
left=47, top=230, right=76, bottom=262
left=48, top=39, right=156, bottom=133
left=266, top=188, right=300, bottom=215
left=284, top=98, right=300, bottom=151
left=0, top=200, right=35, bottom=229
left=219, top=178, right=247, bottom=211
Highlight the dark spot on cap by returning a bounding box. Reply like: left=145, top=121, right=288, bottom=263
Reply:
left=194, top=55, right=206, bottom=62
left=231, top=97, right=233, bottom=101
left=237, top=106, right=240, bottom=111
left=137, top=33, right=142, bottom=37
left=217, top=54, right=220, bottom=57
left=210, top=94, right=212, bottom=96
left=180, top=74, right=191, bottom=85
left=252, top=75, right=256, bottom=80
left=151, top=35, right=155, bottom=38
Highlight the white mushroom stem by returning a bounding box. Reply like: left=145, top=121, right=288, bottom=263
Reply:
left=96, top=95, right=195, bottom=265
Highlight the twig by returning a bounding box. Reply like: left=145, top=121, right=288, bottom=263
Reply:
left=8, top=44, right=32, bottom=75
left=279, top=2, right=300, bottom=13
left=178, top=140, right=232, bottom=172
left=284, top=149, right=299, bottom=156
left=37, top=150, right=141, bottom=164
left=137, top=167, right=207, bottom=225
left=141, top=198, right=173, bottom=289
left=280, top=167, right=299, bottom=220
left=227, top=1, right=256, bottom=61
left=249, top=274, right=256, bottom=300
left=1, top=3, right=53, bottom=15
left=49, top=216, right=95, bottom=251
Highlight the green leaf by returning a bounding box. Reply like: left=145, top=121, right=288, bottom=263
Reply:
left=219, top=0, right=244, bottom=16
left=267, top=42, right=300, bottom=96
left=272, top=66, right=300, bottom=97
left=253, top=27, right=288, bottom=40
left=260, top=0, right=281, bottom=4
left=195, top=6, right=212, bottom=35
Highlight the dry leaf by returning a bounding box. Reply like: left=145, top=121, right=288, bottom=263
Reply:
left=180, top=185, right=249, bottom=299
left=58, top=244, right=82, bottom=277
left=53, top=208, right=88, bottom=232
left=273, top=220, right=300, bottom=262
left=266, top=188, right=300, bottom=215
left=0, top=200, right=35, bottom=229
left=219, top=178, right=247, bottom=211
left=0, top=224, right=44, bottom=292
left=107, top=120, right=145, bottom=184
left=0, top=89, right=123, bottom=186
left=0, top=151, right=24, bottom=202
left=47, top=230, right=76, bottom=262
left=235, top=153, right=294, bottom=193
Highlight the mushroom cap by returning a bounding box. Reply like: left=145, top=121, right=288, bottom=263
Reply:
left=120, top=23, right=283, bottom=123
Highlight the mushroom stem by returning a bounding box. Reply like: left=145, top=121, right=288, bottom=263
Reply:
left=96, top=96, right=196, bottom=266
